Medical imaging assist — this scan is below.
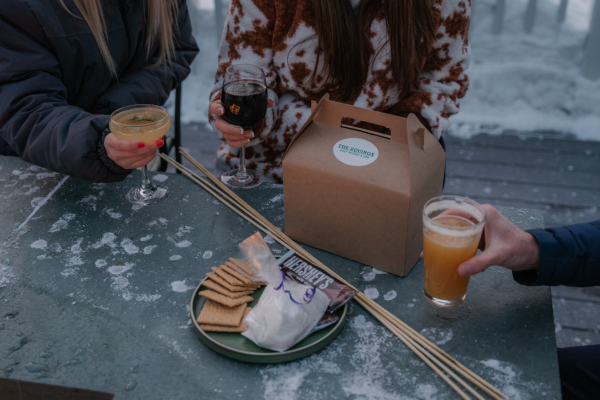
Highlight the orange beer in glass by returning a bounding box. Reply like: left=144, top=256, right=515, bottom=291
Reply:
left=422, top=196, right=486, bottom=307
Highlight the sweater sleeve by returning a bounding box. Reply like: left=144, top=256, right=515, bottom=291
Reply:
left=92, top=1, right=198, bottom=115
left=389, top=0, right=471, bottom=139
left=208, top=0, right=279, bottom=145
left=513, top=220, right=600, bottom=287
left=0, top=3, right=129, bottom=183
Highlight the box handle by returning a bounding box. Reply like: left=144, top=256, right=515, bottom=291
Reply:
left=315, top=100, right=426, bottom=150
left=340, top=117, right=392, bottom=139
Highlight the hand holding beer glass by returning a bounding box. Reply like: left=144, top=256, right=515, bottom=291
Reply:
left=422, top=196, right=486, bottom=308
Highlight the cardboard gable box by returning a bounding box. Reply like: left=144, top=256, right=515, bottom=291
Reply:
left=282, top=95, right=446, bottom=276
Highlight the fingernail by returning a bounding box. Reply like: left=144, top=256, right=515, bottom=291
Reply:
left=245, top=131, right=255, bottom=139
left=218, top=107, right=224, bottom=114
left=238, top=128, right=244, bottom=135
left=137, top=142, right=145, bottom=148
left=156, top=140, right=164, bottom=147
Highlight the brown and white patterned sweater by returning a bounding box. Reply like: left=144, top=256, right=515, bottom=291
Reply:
left=209, top=0, right=471, bottom=183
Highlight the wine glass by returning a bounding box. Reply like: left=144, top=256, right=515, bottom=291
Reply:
left=220, top=64, right=267, bottom=189
left=109, top=105, right=171, bottom=205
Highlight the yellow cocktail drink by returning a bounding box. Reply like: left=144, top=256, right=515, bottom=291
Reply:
left=109, top=104, right=171, bottom=205
left=422, top=197, right=486, bottom=307
left=109, top=107, right=171, bottom=143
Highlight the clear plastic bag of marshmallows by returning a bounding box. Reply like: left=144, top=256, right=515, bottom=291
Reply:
left=238, top=233, right=330, bottom=352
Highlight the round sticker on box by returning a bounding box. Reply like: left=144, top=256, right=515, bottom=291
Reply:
left=333, top=138, right=379, bottom=167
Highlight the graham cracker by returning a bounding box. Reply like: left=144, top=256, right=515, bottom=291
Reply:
left=211, top=266, right=246, bottom=287
left=201, top=307, right=251, bottom=333
left=199, top=290, right=253, bottom=308
left=229, top=258, right=254, bottom=276
left=196, top=300, right=246, bottom=326
left=225, top=261, right=254, bottom=281
left=201, top=279, right=254, bottom=298
left=206, top=272, right=256, bottom=292
left=221, top=263, right=253, bottom=285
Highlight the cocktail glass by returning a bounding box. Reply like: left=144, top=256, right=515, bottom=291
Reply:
left=109, top=104, right=171, bottom=205
left=422, top=196, right=486, bottom=308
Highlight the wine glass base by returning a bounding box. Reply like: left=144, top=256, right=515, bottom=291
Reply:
left=126, top=185, right=168, bottom=205
left=220, top=169, right=263, bottom=189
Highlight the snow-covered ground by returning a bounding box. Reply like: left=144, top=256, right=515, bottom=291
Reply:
left=452, top=0, right=600, bottom=141
left=173, top=0, right=600, bottom=141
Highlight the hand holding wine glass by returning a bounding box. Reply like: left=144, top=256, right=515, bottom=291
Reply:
left=211, top=64, right=270, bottom=188
left=209, top=98, right=274, bottom=149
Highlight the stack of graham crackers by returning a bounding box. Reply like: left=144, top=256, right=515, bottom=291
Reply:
left=197, top=258, right=263, bottom=333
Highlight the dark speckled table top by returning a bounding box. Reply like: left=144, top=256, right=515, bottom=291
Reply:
left=0, top=156, right=559, bottom=400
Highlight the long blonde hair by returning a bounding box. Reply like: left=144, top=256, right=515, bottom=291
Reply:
left=58, top=0, right=179, bottom=76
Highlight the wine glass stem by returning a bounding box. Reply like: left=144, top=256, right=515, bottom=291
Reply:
left=141, top=165, right=153, bottom=190
left=237, top=146, right=248, bottom=180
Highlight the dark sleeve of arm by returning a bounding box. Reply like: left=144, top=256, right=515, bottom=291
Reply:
left=513, top=220, right=600, bottom=287
left=0, top=9, right=130, bottom=183
left=92, top=1, right=199, bottom=114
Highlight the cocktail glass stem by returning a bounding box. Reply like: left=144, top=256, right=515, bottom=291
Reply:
left=125, top=163, right=168, bottom=205
left=237, top=147, right=249, bottom=181
left=141, top=165, right=153, bottom=190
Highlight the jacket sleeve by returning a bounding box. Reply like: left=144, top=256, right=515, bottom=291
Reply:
left=0, top=5, right=129, bottom=183
left=92, top=1, right=199, bottom=115
left=388, top=0, right=471, bottom=139
left=513, top=220, right=600, bottom=287
left=208, top=0, right=279, bottom=145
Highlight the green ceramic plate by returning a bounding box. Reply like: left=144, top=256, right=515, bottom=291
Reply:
left=190, top=279, right=348, bottom=364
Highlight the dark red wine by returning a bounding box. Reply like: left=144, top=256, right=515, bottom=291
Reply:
left=222, top=81, right=268, bottom=131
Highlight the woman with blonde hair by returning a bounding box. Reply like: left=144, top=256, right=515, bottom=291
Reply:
left=208, top=0, right=470, bottom=183
left=0, top=0, right=198, bottom=182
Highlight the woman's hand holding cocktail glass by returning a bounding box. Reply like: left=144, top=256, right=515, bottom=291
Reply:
left=104, top=132, right=164, bottom=170
left=109, top=104, right=172, bottom=205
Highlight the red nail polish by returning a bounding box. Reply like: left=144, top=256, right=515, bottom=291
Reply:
left=156, top=140, right=164, bottom=147
left=137, top=142, right=145, bottom=148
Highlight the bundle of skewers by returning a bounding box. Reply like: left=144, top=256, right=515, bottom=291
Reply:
left=158, top=149, right=508, bottom=400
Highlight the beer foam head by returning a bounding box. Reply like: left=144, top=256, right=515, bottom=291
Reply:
left=423, top=198, right=486, bottom=238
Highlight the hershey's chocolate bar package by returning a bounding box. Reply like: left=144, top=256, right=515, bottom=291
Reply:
left=313, top=311, right=339, bottom=333
left=278, top=250, right=357, bottom=312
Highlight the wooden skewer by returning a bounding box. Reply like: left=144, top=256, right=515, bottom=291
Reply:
left=167, top=151, right=507, bottom=400
left=359, top=297, right=489, bottom=400
left=355, top=293, right=505, bottom=400
left=360, top=299, right=473, bottom=400
left=157, top=154, right=290, bottom=251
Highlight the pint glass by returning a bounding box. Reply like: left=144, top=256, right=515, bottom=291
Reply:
left=422, top=196, right=486, bottom=307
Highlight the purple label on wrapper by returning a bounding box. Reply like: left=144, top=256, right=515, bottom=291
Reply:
left=278, top=251, right=357, bottom=312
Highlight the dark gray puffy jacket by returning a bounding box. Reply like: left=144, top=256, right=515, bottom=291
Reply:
left=0, top=0, right=198, bottom=182
left=515, top=220, right=600, bottom=287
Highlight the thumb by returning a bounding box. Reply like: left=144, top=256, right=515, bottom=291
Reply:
left=458, top=250, right=500, bottom=277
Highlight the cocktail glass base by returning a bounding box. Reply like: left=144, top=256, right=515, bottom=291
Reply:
left=126, top=185, right=168, bottom=205
left=220, top=169, right=263, bottom=189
